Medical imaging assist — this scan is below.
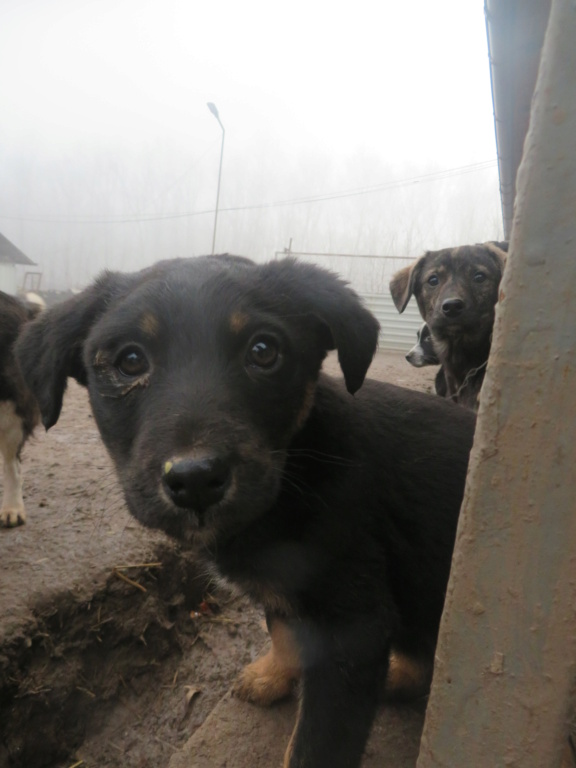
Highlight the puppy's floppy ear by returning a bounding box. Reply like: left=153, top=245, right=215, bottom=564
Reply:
left=488, top=240, right=508, bottom=254
left=389, top=256, right=424, bottom=313
left=259, top=259, right=380, bottom=394
left=15, top=271, right=135, bottom=430
left=484, top=241, right=508, bottom=272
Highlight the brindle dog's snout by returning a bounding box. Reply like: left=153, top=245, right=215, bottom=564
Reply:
left=163, top=455, right=231, bottom=512
left=441, top=297, right=465, bottom=318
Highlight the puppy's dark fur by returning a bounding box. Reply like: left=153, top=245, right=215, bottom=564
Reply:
left=0, top=291, right=41, bottom=526
left=390, top=242, right=507, bottom=409
left=16, top=256, right=475, bottom=768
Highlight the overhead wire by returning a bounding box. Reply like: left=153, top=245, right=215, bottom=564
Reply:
left=0, top=159, right=497, bottom=225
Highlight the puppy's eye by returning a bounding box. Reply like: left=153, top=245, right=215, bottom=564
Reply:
left=115, top=345, right=149, bottom=377
left=427, top=274, right=439, bottom=287
left=473, top=272, right=486, bottom=283
left=246, top=336, right=280, bottom=370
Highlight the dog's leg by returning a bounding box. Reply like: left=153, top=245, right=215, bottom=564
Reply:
left=284, top=653, right=382, bottom=768
left=434, top=366, right=448, bottom=398
left=233, top=615, right=301, bottom=705
left=384, top=649, right=432, bottom=700
left=0, top=404, right=26, bottom=527
left=280, top=619, right=387, bottom=768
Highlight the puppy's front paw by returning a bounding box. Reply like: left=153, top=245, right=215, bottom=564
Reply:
left=232, top=652, right=297, bottom=706
left=1, top=506, right=26, bottom=527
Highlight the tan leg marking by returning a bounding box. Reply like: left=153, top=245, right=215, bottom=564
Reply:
left=283, top=719, right=298, bottom=768
left=233, top=618, right=301, bottom=706
left=385, top=650, right=432, bottom=699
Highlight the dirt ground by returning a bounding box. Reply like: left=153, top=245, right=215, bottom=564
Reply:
left=0, top=351, right=436, bottom=768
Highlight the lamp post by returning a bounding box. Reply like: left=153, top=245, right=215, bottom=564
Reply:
left=207, top=102, right=225, bottom=255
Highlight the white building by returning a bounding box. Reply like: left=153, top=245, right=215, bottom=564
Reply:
left=0, top=232, right=36, bottom=295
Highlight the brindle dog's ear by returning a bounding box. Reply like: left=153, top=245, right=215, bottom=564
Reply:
left=389, top=256, right=425, bottom=313
left=487, top=240, right=508, bottom=253
left=484, top=241, right=508, bottom=271
left=15, top=271, right=135, bottom=430
left=260, top=259, right=380, bottom=394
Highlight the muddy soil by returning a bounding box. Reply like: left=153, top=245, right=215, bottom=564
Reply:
left=0, top=351, right=437, bottom=768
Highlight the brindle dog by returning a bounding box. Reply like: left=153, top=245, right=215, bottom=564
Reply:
left=16, top=256, right=475, bottom=768
left=390, top=242, right=507, bottom=409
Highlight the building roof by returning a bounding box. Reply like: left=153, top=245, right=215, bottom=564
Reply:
left=0, top=232, right=36, bottom=266
left=485, top=0, right=552, bottom=238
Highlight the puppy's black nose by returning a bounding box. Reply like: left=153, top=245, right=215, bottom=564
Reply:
left=162, top=456, right=231, bottom=512
left=441, top=298, right=465, bottom=317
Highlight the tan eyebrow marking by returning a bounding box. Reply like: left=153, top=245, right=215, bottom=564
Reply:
left=229, top=311, right=250, bottom=333
left=139, top=312, right=160, bottom=338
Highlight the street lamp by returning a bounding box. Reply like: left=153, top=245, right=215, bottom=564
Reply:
left=207, top=102, right=225, bottom=255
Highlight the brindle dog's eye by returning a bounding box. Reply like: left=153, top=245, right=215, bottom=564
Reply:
left=115, top=345, right=149, bottom=377
left=473, top=272, right=486, bottom=283
left=246, top=336, right=280, bottom=370
left=427, top=274, right=439, bottom=287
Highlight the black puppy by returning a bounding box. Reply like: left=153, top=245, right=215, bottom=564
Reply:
left=390, top=242, right=507, bottom=409
left=17, top=256, right=475, bottom=768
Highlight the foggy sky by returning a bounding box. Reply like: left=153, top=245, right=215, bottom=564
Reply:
left=0, top=0, right=502, bottom=291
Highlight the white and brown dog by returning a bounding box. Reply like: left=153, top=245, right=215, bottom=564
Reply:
left=0, top=291, right=42, bottom=526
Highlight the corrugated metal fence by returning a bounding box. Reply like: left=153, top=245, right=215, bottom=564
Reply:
left=362, top=294, right=422, bottom=352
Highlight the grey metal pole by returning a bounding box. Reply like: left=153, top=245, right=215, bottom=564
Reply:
left=207, top=102, right=225, bottom=255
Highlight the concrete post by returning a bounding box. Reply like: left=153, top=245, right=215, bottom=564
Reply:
left=417, top=0, right=576, bottom=765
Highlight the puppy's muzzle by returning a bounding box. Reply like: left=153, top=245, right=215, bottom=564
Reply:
left=162, top=455, right=231, bottom=514
left=441, top=298, right=465, bottom=318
